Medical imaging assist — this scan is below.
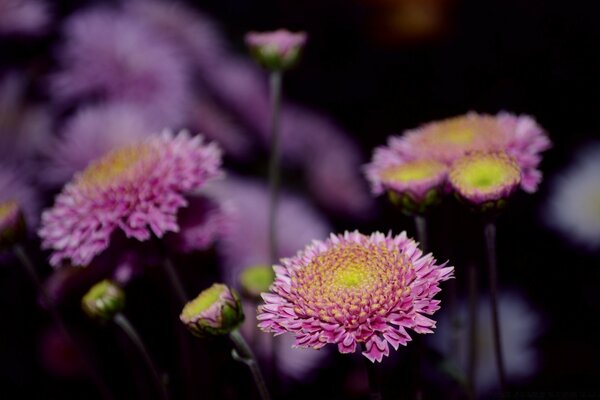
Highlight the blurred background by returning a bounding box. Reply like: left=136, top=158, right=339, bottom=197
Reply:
left=1, top=0, right=600, bottom=399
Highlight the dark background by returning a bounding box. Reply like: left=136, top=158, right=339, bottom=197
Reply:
left=2, top=0, right=600, bottom=399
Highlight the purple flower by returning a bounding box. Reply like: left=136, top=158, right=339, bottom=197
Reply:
left=258, top=231, right=454, bottom=363
left=39, top=130, right=222, bottom=267
left=50, top=7, right=192, bottom=127
left=0, top=0, right=49, bottom=36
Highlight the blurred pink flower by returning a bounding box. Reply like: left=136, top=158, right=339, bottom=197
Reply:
left=39, top=130, right=222, bottom=267
left=209, top=176, right=331, bottom=284
left=245, top=29, right=307, bottom=70
left=0, top=0, right=49, bottom=36
left=50, top=7, right=192, bottom=127
left=42, top=103, right=157, bottom=185
left=258, top=231, right=454, bottom=362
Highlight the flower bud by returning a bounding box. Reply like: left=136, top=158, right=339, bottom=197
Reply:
left=245, top=29, right=307, bottom=70
left=81, top=280, right=125, bottom=321
left=239, top=265, right=275, bottom=300
left=0, top=201, right=25, bottom=250
left=180, top=283, right=244, bottom=337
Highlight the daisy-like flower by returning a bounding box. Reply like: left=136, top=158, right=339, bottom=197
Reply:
left=449, top=152, right=521, bottom=206
left=39, top=130, right=222, bottom=268
left=258, top=231, right=453, bottom=363
left=546, top=144, right=600, bottom=250
left=245, top=29, right=307, bottom=70
left=387, top=112, right=551, bottom=193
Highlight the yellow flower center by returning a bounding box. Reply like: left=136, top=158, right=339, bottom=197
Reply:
left=182, top=284, right=225, bottom=319
left=78, top=144, right=154, bottom=189
left=585, top=190, right=600, bottom=223
left=451, top=152, right=520, bottom=193
left=381, top=160, right=445, bottom=183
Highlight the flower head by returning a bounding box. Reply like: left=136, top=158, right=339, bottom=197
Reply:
left=258, top=231, right=453, bottom=363
left=546, top=144, right=600, bottom=250
left=239, top=264, right=275, bottom=300
left=245, top=29, right=307, bottom=70
left=39, top=130, right=222, bottom=267
left=449, top=152, right=521, bottom=206
left=387, top=112, right=550, bottom=193
left=81, top=279, right=125, bottom=321
left=0, top=201, right=25, bottom=249
left=180, top=283, right=244, bottom=337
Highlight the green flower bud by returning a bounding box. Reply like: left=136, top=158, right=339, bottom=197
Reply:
left=239, top=265, right=275, bottom=300
left=82, top=280, right=125, bottom=321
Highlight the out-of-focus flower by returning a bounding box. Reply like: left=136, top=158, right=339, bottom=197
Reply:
left=180, top=283, right=244, bottom=337
left=546, top=145, right=600, bottom=250
left=430, top=292, right=542, bottom=394
left=449, top=152, right=521, bottom=207
left=42, top=103, right=156, bottom=185
left=50, top=7, right=191, bottom=127
left=209, top=176, right=331, bottom=284
left=0, top=72, right=53, bottom=165
left=0, top=0, right=49, bottom=36
left=238, top=265, right=274, bottom=300
left=0, top=201, right=25, bottom=249
left=39, top=130, right=222, bottom=267
left=0, top=164, right=39, bottom=229
left=81, top=279, right=125, bottom=321
left=39, top=325, right=84, bottom=379
left=245, top=29, right=307, bottom=70
left=387, top=112, right=551, bottom=193
left=165, top=195, right=233, bottom=254
left=258, top=231, right=453, bottom=363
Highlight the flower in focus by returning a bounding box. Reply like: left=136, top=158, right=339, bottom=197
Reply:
left=165, top=195, right=233, bottom=254
left=39, top=130, right=222, bottom=267
left=386, top=112, right=550, bottom=193
left=180, top=283, right=244, bottom=337
left=81, top=279, right=125, bottom=321
left=258, top=231, right=453, bottom=363
left=0, top=0, right=50, bottom=36
left=430, top=292, right=542, bottom=394
left=449, top=152, right=521, bottom=207
left=50, top=7, right=192, bottom=127
left=0, top=164, right=39, bottom=230
left=42, top=103, right=156, bottom=185
left=545, top=144, right=600, bottom=250
left=246, top=29, right=307, bottom=70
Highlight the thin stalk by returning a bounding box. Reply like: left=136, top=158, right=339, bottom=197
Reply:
left=414, top=215, right=428, bottom=253
left=413, top=215, right=427, bottom=400
left=267, top=69, right=283, bottom=266
left=162, top=257, right=187, bottom=306
left=484, top=222, right=506, bottom=392
left=13, top=244, right=114, bottom=400
left=114, top=313, right=169, bottom=400
left=467, top=262, right=478, bottom=400
left=229, top=329, right=271, bottom=400
left=361, top=344, right=383, bottom=400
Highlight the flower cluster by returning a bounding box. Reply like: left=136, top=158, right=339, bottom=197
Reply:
left=39, top=130, right=222, bottom=267
left=365, top=112, right=551, bottom=209
left=258, top=231, right=453, bottom=362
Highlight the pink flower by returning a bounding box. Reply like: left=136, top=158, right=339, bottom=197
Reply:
left=258, top=231, right=454, bottom=363
left=39, top=130, right=222, bottom=267
left=0, top=0, right=49, bottom=36
left=50, top=7, right=192, bottom=127
left=383, top=112, right=551, bottom=193
left=449, top=152, right=521, bottom=205
left=245, top=29, right=307, bottom=70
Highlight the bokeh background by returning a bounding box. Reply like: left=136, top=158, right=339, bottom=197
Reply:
left=1, top=0, right=600, bottom=399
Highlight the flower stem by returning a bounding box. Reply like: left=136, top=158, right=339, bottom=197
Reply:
left=484, top=221, right=506, bottom=392
left=413, top=215, right=427, bottom=400
left=114, top=313, right=169, bottom=400
left=414, top=215, right=428, bottom=253
left=467, top=261, right=478, bottom=400
left=13, top=244, right=114, bottom=400
left=361, top=350, right=383, bottom=400
left=162, top=256, right=188, bottom=306
left=268, top=69, right=283, bottom=266
left=229, top=329, right=271, bottom=400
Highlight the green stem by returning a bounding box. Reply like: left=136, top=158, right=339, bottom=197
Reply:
left=162, top=256, right=187, bottom=306
left=361, top=344, right=383, bottom=400
left=413, top=215, right=427, bottom=400
left=267, top=69, right=283, bottom=266
left=467, top=262, right=478, bottom=400
left=229, top=329, right=271, bottom=400
left=114, top=313, right=169, bottom=400
left=484, top=222, right=506, bottom=392
left=414, top=215, right=428, bottom=253
left=13, top=245, right=114, bottom=400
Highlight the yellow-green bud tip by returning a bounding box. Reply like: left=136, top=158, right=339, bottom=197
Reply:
left=81, top=280, right=125, bottom=321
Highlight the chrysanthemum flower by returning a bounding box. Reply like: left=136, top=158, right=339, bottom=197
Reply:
left=449, top=152, right=521, bottom=205
left=258, top=231, right=453, bottom=363
left=383, top=112, right=551, bottom=193
left=546, top=144, right=600, bottom=250
left=39, top=130, right=222, bottom=267
left=246, top=29, right=307, bottom=70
